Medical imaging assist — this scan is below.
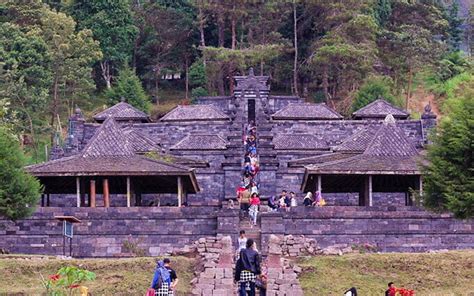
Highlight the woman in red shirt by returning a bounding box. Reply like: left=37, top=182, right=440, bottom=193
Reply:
left=249, top=193, right=261, bottom=226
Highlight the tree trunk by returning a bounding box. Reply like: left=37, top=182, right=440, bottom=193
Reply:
left=231, top=4, right=236, bottom=50
left=293, top=0, right=299, bottom=96
left=185, top=57, right=189, bottom=100
left=198, top=4, right=206, bottom=66
left=323, top=64, right=329, bottom=103
left=216, top=4, right=225, bottom=95
left=406, top=67, right=413, bottom=109
left=50, top=75, right=59, bottom=144
left=100, top=61, right=112, bottom=89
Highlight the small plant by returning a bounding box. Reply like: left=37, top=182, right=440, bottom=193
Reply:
left=351, top=243, right=378, bottom=254
left=41, top=266, right=96, bottom=296
left=123, top=236, right=147, bottom=257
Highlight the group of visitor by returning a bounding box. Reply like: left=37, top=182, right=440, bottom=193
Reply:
left=238, top=121, right=261, bottom=226
left=267, top=190, right=326, bottom=211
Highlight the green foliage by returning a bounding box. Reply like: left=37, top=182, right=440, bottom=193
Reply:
left=188, top=60, right=207, bottom=88
left=67, top=0, right=137, bottom=66
left=352, top=75, right=398, bottom=112
left=42, top=266, right=96, bottom=296
left=435, top=51, right=472, bottom=82
left=0, top=127, right=42, bottom=220
left=445, top=2, right=463, bottom=51
left=422, top=79, right=474, bottom=218
left=105, top=67, right=150, bottom=112
left=191, top=87, right=208, bottom=99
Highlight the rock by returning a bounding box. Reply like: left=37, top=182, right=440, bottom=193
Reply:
left=293, top=265, right=302, bottom=274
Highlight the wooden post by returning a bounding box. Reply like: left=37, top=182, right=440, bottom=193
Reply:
left=419, top=175, right=423, bottom=196
left=177, top=176, right=183, bottom=207
left=103, top=179, right=110, bottom=208
left=368, top=175, right=373, bottom=207
left=47, top=193, right=50, bottom=207
left=41, top=194, right=45, bottom=207
left=76, top=177, right=80, bottom=208
left=90, top=180, right=96, bottom=208
left=317, top=175, right=322, bottom=193
left=126, top=177, right=131, bottom=208
left=80, top=178, right=86, bottom=206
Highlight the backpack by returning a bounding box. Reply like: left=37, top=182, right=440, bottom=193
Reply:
left=154, top=266, right=171, bottom=289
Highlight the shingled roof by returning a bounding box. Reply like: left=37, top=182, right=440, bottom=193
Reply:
left=93, top=102, right=150, bottom=123
left=170, top=134, right=228, bottom=150
left=352, top=99, right=409, bottom=119
left=333, top=125, right=379, bottom=153
left=303, top=116, right=420, bottom=175
left=273, top=134, right=328, bottom=150
left=27, top=118, right=199, bottom=192
left=272, top=103, right=343, bottom=120
left=122, top=128, right=162, bottom=154
left=160, top=105, right=230, bottom=122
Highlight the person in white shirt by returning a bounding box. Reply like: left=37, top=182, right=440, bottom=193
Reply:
left=237, top=230, right=248, bottom=253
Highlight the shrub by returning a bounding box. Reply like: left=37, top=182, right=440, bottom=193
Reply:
left=352, top=75, right=398, bottom=112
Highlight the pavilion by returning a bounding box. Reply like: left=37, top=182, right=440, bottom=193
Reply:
left=26, top=117, right=199, bottom=208
left=301, top=115, right=422, bottom=206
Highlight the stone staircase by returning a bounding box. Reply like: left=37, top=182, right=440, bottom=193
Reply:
left=239, top=212, right=262, bottom=252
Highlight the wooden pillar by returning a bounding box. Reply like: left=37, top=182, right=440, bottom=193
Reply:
left=317, top=175, right=322, bottom=193
left=76, top=177, right=81, bottom=208
left=41, top=194, right=45, bottom=207
left=103, top=179, right=110, bottom=208
left=47, top=193, right=50, bottom=207
left=368, top=175, right=373, bottom=207
left=177, top=176, right=183, bottom=207
left=80, top=178, right=86, bottom=206
left=419, top=175, right=423, bottom=196
left=126, top=177, right=131, bottom=208
left=90, top=180, right=96, bottom=208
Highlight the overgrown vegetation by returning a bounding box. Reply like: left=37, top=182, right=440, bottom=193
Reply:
left=298, top=250, right=474, bottom=295
left=0, top=256, right=195, bottom=295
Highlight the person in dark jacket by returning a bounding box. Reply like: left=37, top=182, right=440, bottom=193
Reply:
left=235, top=238, right=261, bottom=296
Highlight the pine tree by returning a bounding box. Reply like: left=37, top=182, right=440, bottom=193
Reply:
left=105, top=67, right=150, bottom=112
left=0, top=127, right=42, bottom=220
left=422, top=80, right=474, bottom=219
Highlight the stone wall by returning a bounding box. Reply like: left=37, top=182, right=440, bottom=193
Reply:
left=0, top=207, right=222, bottom=257
left=260, top=207, right=474, bottom=253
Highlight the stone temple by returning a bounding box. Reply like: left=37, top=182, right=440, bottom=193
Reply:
left=0, top=70, right=472, bottom=258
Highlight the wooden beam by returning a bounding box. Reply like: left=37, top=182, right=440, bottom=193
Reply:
left=90, top=180, right=96, bottom=208
left=76, top=177, right=80, bottom=208
left=177, top=176, right=183, bottom=207
left=103, top=179, right=110, bottom=208
left=126, top=177, right=131, bottom=208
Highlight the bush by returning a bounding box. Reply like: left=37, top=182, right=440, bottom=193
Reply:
left=105, top=67, right=150, bottom=112
left=42, top=266, right=96, bottom=295
left=0, top=127, right=42, bottom=220
left=352, top=75, right=398, bottom=112
left=191, top=86, right=208, bottom=99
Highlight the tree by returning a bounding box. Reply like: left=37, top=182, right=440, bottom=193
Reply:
left=67, top=0, right=138, bottom=89
left=0, top=22, right=52, bottom=159
left=421, top=79, right=474, bottom=218
left=105, top=67, right=150, bottom=112
left=352, top=75, right=398, bottom=112
left=40, top=8, right=102, bottom=141
left=0, top=126, right=42, bottom=220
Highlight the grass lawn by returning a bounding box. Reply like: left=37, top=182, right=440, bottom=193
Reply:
left=298, top=250, right=474, bottom=296
left=0, top=255, right=195, bottom=295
